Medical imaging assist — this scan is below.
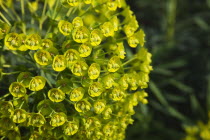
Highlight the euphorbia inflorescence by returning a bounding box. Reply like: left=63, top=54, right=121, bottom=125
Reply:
left=0, top=0, right=152, bottom=139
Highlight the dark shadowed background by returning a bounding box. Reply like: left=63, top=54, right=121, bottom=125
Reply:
left=126, top=0, right=210, bottom=140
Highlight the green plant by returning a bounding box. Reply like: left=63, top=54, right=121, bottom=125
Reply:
left=0, top=0, right=152, bottom=139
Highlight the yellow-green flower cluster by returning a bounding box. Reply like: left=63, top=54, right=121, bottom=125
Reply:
left=0, top=0, right=152, bottom=139
left=183, top=112, right=210, bottom=140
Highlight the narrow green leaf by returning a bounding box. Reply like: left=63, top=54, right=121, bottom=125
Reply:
left=169, top=79, right=193, bottom=93
left=167, top=106, right=188, bottom=122
left=149, top=81, right=168, bottom=106
left=158, top=60, right=186, bottom=69
left=153, top=67, right=173, bottom=76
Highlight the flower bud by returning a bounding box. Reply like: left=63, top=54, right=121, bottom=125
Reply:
left=29, top=76, right=46, bottom=91
left=9, top=82, right=26, bottom=98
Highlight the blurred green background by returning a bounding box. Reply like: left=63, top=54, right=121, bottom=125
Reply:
left=126, top=0, right=210, bottom=140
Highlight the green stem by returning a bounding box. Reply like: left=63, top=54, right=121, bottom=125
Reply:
left=21, top=0, right=25, bottom=20
left=0, top=93, right=10, bottom=100
left=64, top=98, right=74, bottom=105
left=0, top=4, right=15, bottom=20
left=42, top=0, right=47, bottom=18
left=2, top=71, right=21, bottom=75
left=122, top=56, right=137, bottom=66
left=53, top=0, right=59, bottom=19
left=166, top=0, right=177, bottom=45
left=0, top=12, right=11, bottom=25
left=19, top=101, right=25, bottom=109
left=11, top=8, right=21, bottom=21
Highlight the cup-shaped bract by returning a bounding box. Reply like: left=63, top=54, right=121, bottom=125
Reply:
left=52, top=55, right=67, bottom=72
left=9, top=82, right=26, bottom=98
left=37, top=99, right=53, bottom=116
left=64, top=49, right=81, bottom=67
left=111, top=16, right=119, bottom=31
left=70, top=87, right=85, bottom=102
left=41, top=39, right=54, bottom=49
left=116, top=42, right=126, bottom=59
left=101, top=74, right=115, bottom=89
left=110, top=86, right=125, bottom=101
left=0, top=117, right=16, bottom=130
left=83, top=0, right=91, bottom=4
left=58, top=20, right=73, bottom=36
left=63, top=117, right=79, bottom=136
left=90, top=29, right=102, bottom=46
left=4, top=33, right=21, bottom=50
left=29, top=76, right=46, bottom=91
left=0, top=22, right=10, bottom=40
left=78, top=43, right=92, bottom=57
left=100, top=22, right=115, bottom=37
left=107, top=56, right=121, bottom=72
left=18, top=33, right=28, bottom=51
left=34, top=50, right=52, bottom=66
left=56, top=78, right=72, bottom=94
left=72, top=17, right=83, bottom=28
left=72, top=26, right=90, bottom=43
left=25, top=34, right=41, bottom=50
left=50, top=112, right=67, bottom=127
left=29, top=113, right=46, bottom=127
left=94, top=100, right=106, bottom=114
left=29, top=132, right=43, bottom=140
left=88, top=82, right=103, bottom=97
left=17, top=72, right=34, bottom=88
left=107, top=0, right=118, bottom=11
left=67, top=0, right=80, bottom=6
left=102, top=107, right=112, bottom=119
left=0, top=101, right=14, bottom=116
left=70, top=60, right=88, bottom=76
left=88, top=63, right=100, bottom=79
left=12, top=109, right=27, bottom=123
left=48, top=88, right=65, bottom=102
left=74, top=100, right=91, bottom=113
